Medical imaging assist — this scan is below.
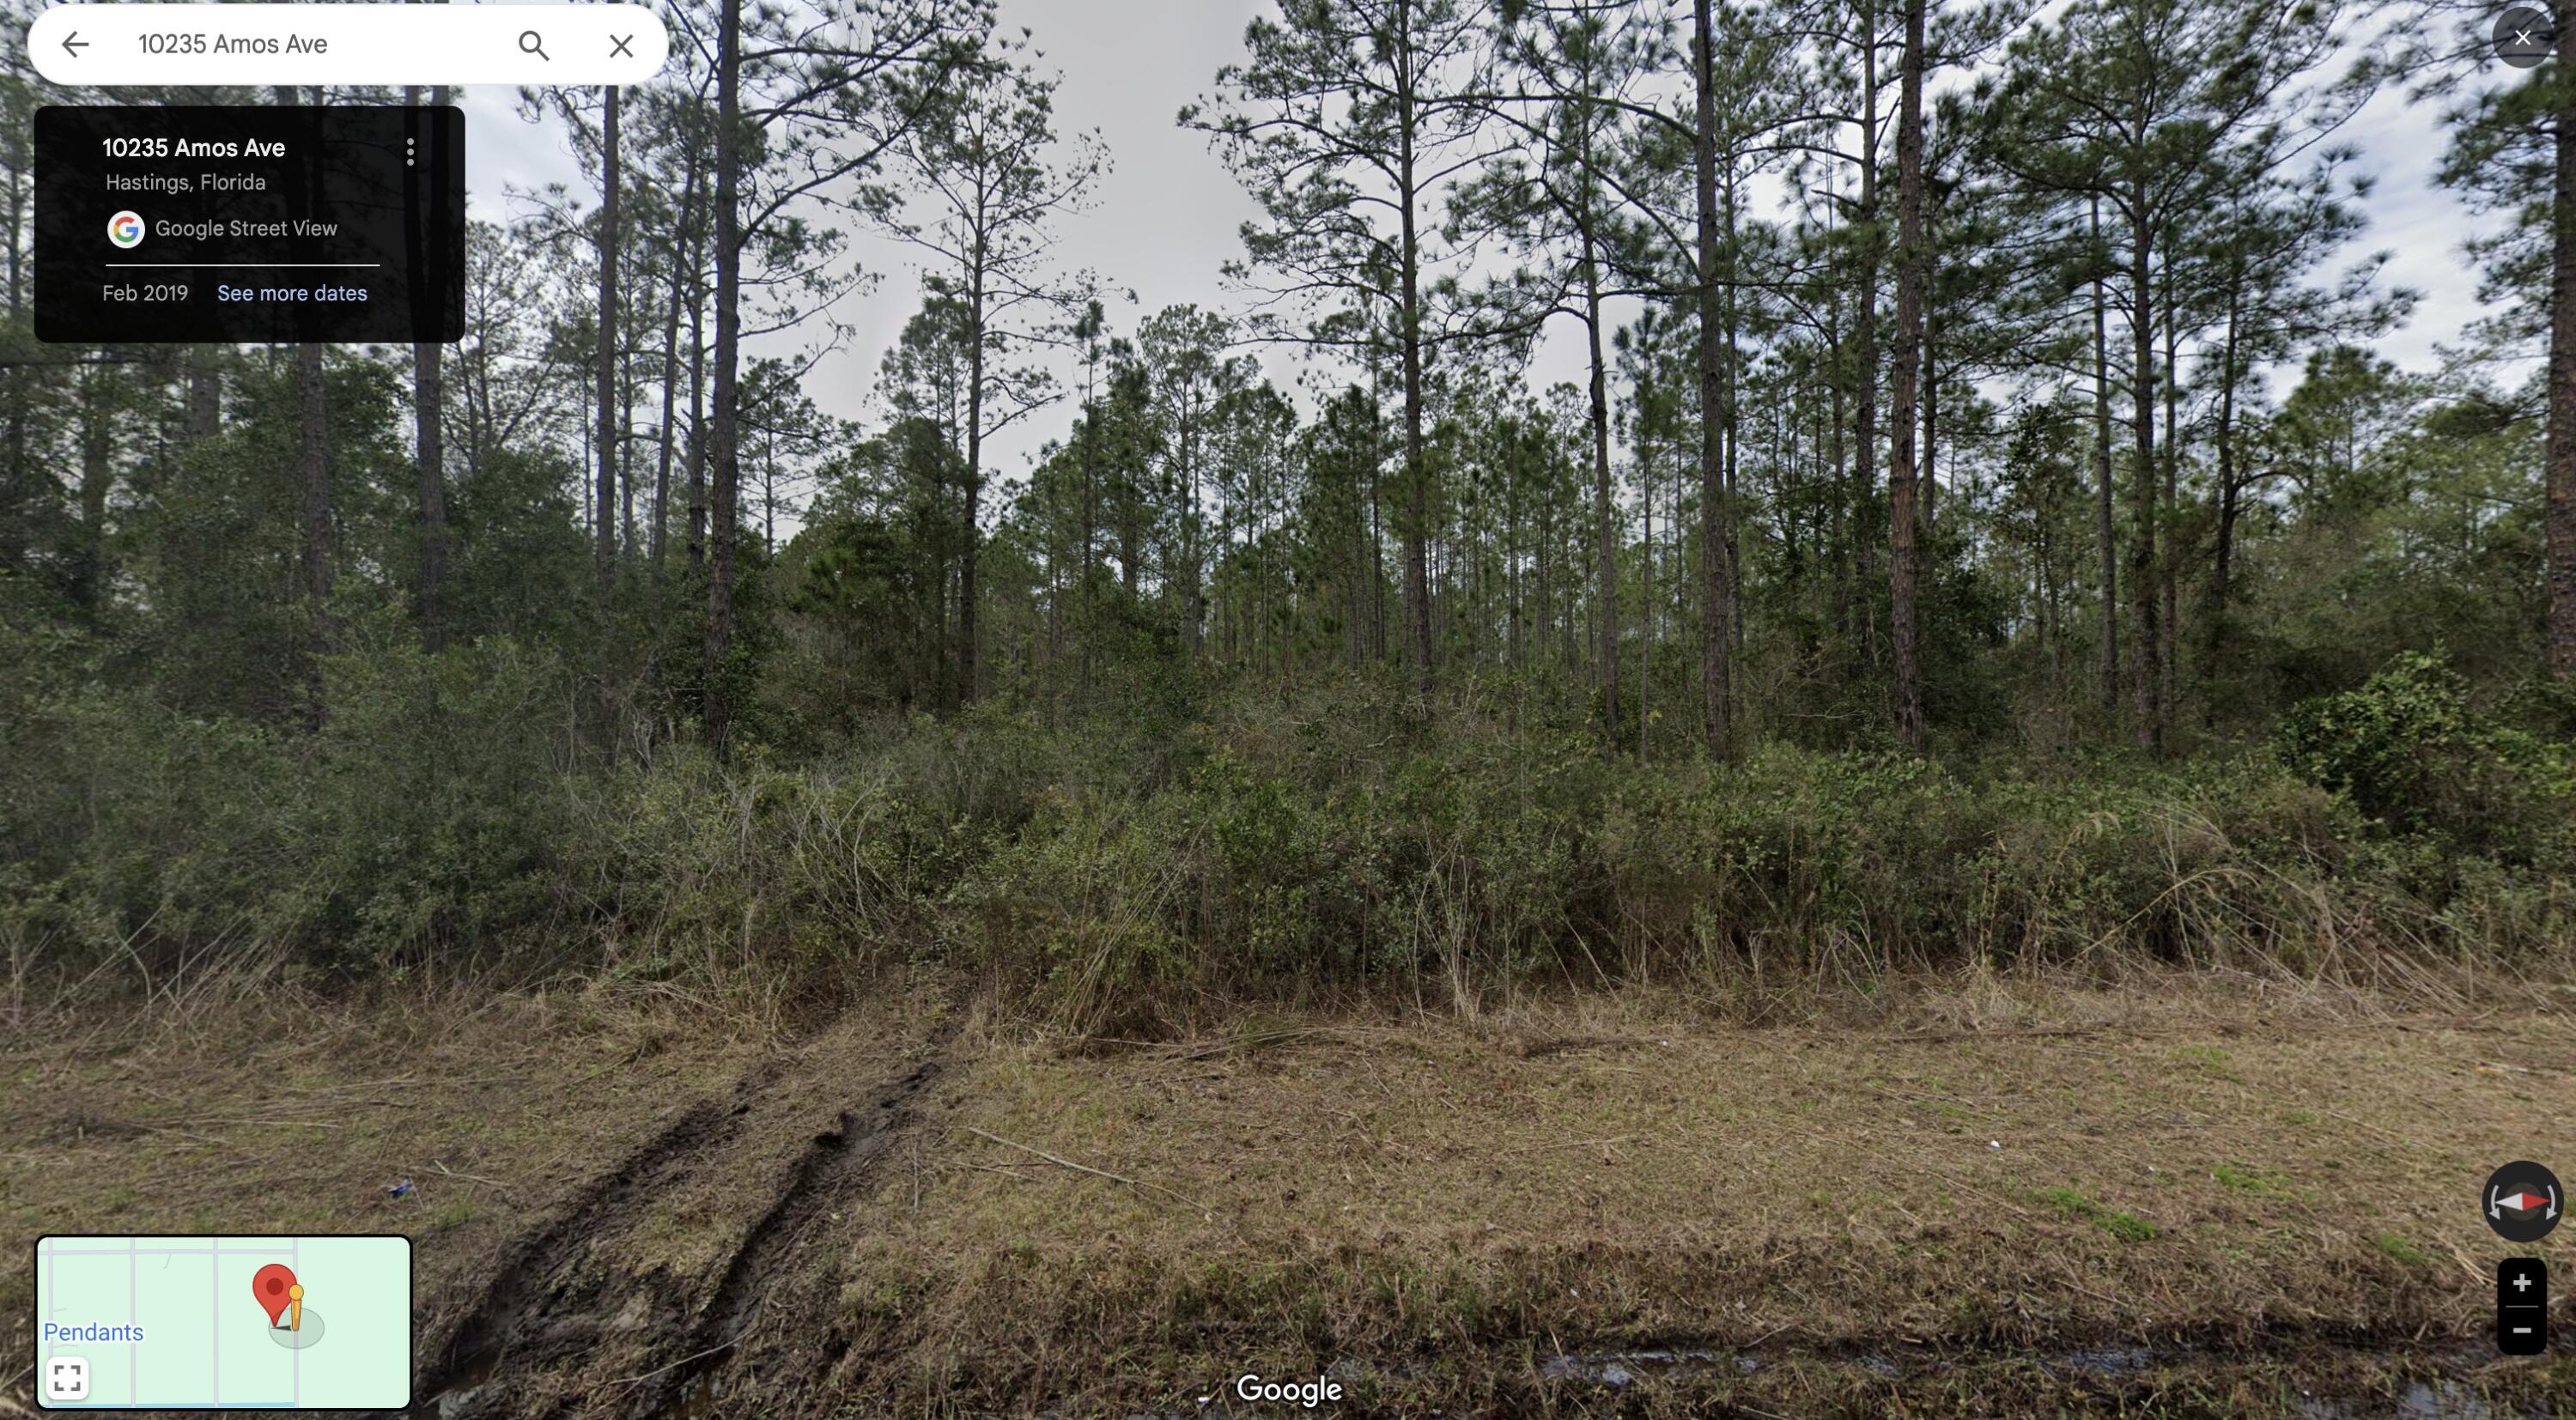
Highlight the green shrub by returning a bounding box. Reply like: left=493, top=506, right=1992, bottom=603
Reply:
left=2276, top=653, right=2575, bottom=861
left=297, top=634, right=580, bottom=966
left=933, top=701, right=2566, bottom=1021
left=8, top=663, right=2567, bottom=1011
left=2, top=618, right=586, bottom=974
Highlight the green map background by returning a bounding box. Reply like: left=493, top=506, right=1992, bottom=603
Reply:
left=34, top=1235, right=410, bottom=1408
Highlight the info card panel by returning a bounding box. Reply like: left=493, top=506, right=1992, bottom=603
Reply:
left=33, top=105, right=463, bottom=343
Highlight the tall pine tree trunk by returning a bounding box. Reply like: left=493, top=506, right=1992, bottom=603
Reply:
left=1851, top=0, right=1881, bottom=665
left=1400, top=146, right=1432, bottom=699
left=686, top=264, right=707, bottom=570
left=702, top=3, right=742, bottom=755
left=2159, top=252, right=2179, bottom=724
left=2201, top=270, right=2242, bottom=702
left=651, top=151, right=699, bottom=578
left=1390, top=22, right=1431, bottom=700
left=1693, top=0, right=1735, bottom=759
left=1078, top=341, right=1097, bottom=701
left=961, top=266, right=986, bottom=705
left=1183, top=400, right=1204, bottom=656
left=1639, top=445, right=1652, bottom=762
left=2090, top=197, right=2120, bottom=721
left=1586, top=249, right=1619, bottom=746
left=1886, top=0, right=1928, bottom=752
left=596, top=84, right=622, bottom=606
left=1724, top=174, right=1745, bottom=667
left=2127, top=206, right=2164, bottom=753
left=1921, top=307, right=1937, bottom=528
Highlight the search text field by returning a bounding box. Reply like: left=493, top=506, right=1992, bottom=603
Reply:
left=29, top=3, right=668, bottom=86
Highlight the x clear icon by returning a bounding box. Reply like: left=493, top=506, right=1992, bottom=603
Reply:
left=2495, top=5, right=2555, bottom=67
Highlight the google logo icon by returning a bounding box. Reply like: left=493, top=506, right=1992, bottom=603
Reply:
left=107, top=210, right=145, bottom=249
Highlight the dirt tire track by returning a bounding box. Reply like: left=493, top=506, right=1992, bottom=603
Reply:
left=412, top=1061, right=784, bottom=1415
left=607, top=1059, right=944, bottom=1419
left=410, top=1051, right=943, bottom=1418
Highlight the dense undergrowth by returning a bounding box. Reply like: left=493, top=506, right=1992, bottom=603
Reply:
left=5, top=632, right=2570, bottom=1029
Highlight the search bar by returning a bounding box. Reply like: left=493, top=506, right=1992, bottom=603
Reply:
left=29, top=4, right=668, bottom=86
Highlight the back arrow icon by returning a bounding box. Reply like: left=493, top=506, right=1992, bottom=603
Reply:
left=61, top=32, right=88, bottom=55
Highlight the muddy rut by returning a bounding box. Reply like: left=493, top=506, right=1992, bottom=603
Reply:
left=412, top=1046, right=944, bottom=1418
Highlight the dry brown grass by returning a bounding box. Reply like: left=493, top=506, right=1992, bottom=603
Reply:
left=2, top=971, right=2569, bottom=1416
left=830, top=974, right=2576, bottom=1413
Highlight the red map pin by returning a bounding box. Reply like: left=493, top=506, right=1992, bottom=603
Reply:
left=252, top=1264, right=299, bottom=1328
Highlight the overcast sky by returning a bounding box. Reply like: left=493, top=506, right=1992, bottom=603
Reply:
left=457, top=0, right=2526, bottom=500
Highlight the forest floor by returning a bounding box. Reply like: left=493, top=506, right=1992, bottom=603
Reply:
left=2, top=974, right=2572, bottom=1417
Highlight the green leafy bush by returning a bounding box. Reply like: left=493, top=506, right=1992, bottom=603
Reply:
left=2276, top=653, right=2575, bottom=860
left=9, top=664, right=2568, bottom=1016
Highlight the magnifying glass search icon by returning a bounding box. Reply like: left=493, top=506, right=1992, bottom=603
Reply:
left=518, top=29, right=549, bottom=60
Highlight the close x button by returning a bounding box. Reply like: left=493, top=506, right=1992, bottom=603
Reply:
left=2499, top=1258, right=2549, bottom=1356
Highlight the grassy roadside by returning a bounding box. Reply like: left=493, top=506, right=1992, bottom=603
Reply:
left=1, top=974, right=2569, bottom=1416
left=836, top=980, right=2576, bottom=1414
